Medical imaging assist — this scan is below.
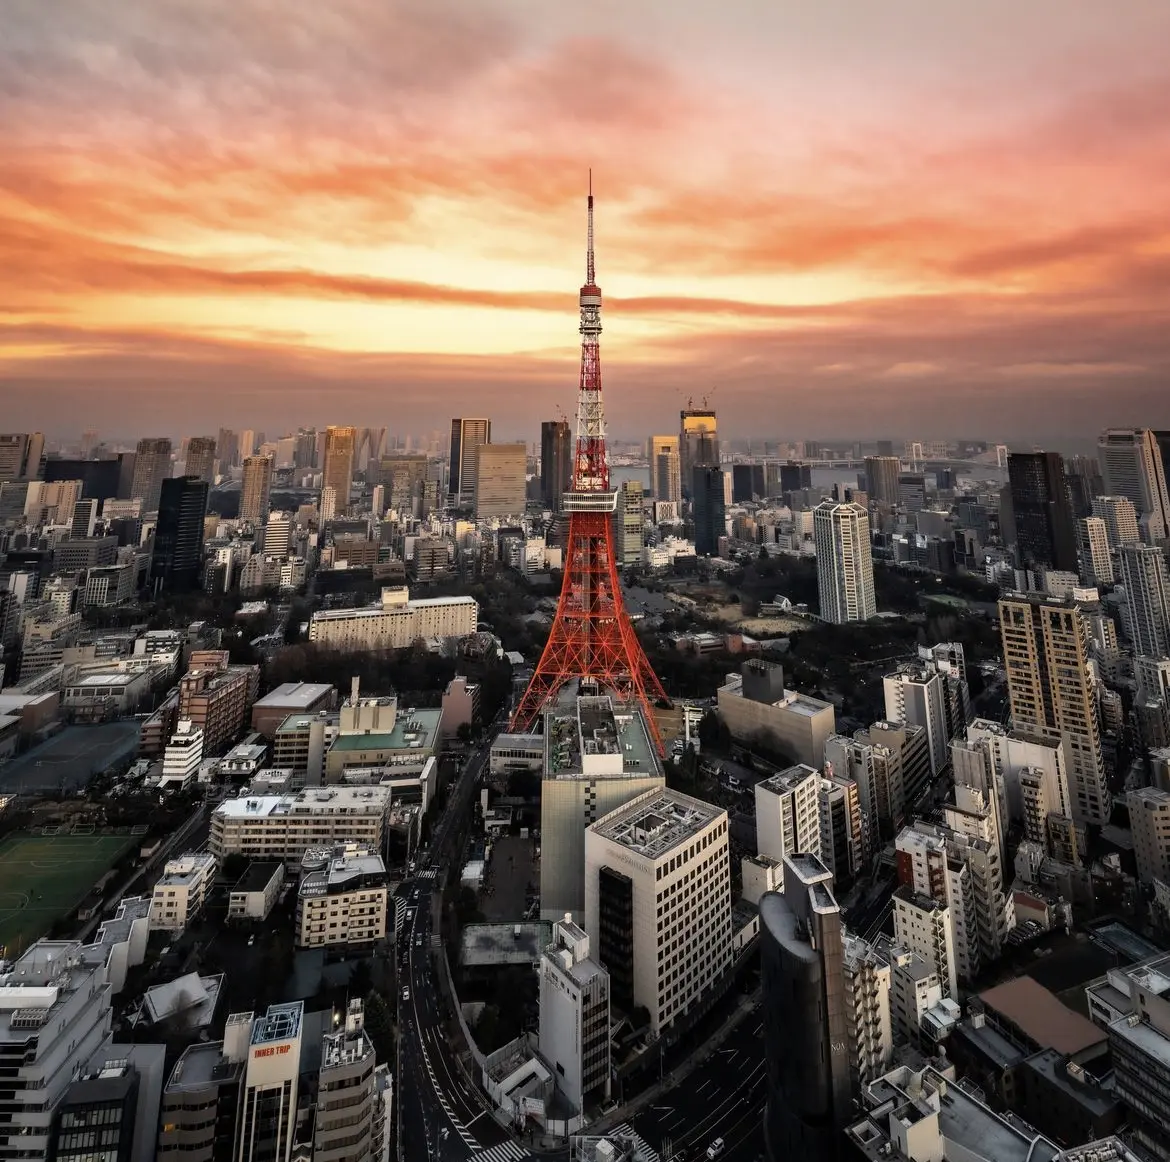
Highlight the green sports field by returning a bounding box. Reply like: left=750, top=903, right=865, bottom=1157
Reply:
left=0, top=833, right=136, bottom=957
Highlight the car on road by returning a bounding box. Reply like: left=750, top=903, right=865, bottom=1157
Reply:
left=706, top=1139, right=725, bottom=1159
left=416, top=935, right=423, bottom=946
left=402, top=986, right=410, bottom=1001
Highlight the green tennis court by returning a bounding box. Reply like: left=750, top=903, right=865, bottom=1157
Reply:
left=0, top=833, right=136, bottom=957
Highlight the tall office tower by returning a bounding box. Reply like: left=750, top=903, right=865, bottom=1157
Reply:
left=679, top=408, right=719, bottom=497
left=1007, top=450, right=1078, bottom=572
left=692, top=464, right=726, bottom=556
left=322, top=426, right=356, bottom=516
left=999, top=593, right=1109, bottom=825
left=732, top=463, right=766, bottom=503
left=883, top=664, right=949, bottom=775
left=614, top=479, right=644, bottom=567
left=130, top=437, right=173, bottom=511
left=538, top=916, right=611, bottom=1112
left=314, top=1000, right=387, bottom=1162
left=648, top=435, right=682, bottom=502
left=378, top=453, right=428, bottom=514
left=263, top=512, right=294, bottom=556
left=239, top=455, right=274, bottom=525
left=150, top=476, right=208, bottom=592
left=71, top=497, right=98, bottom=538
left=448, top=417, right=491, bottom=505
left=235, top=1002, right=303, bottom=1162
left=1091, top=494, right=1141, bottom=548
left=814, top=500, right=876, bottom=624
left=0, top=431, right=45, bottom=481
left=538, top=697, right=665, bottom=920
left=238, top=429, right=257, bottom=461
left=584, top=788, right=731, bottom=1036
left=355, top=426, right=386, bottom=467
left=216, top=428, right=239, bottom=469
left=319, top=486, right=337, bottom=524
left=755, top=765, right=822, bottom=868
left=1118, top=543, right=1170, bottom=657
left=511, top=184, right=668, bottom=744
left=1065, top=455, right=1104, bottom=517
left=472, top=442, right=526, bottom=518
left=1098, top=427, right=1170, bottom=541
left=897, top=473, right=926, bottom=512
left=1129, top=787, right=1170, bottom=887
left=1077, top=516, right=1115, bottom=586
left=864, top=455, right=901, bottom=506
left=541, top=420, right=572, bottom=510
left=184, top=436, right=217, bottom=483
left=79, top=429, right=100, bottom=457
left=293, top=427, right=317, bottom=469
left=840, top=932, right=894, bottom=1092
left=760, top=854, right=851, bottom=1162
left=818, top=772, right=866, bottom=889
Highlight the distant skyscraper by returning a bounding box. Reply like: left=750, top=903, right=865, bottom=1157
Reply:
left=355, top=426, right=386, bottom=468
left=238, top=430, right=257, bottom=461
left=293, top=428, right=317, bottom=470
left=1118, top=544, right=1170, bottom=658
left=449, top=418, right=491, bottom=506
left=1007, top=451, right=1077, bottom=572
left=760, top=854, right=851, bottom=1162
left=999, top=592, right=1108, bottom=825
left=0, top=432, right=45, bottom=482
left=614, top=479, right=645, bottom=567
left=680, top=409, right=719, bottom=498
left=1077, top=516, right=1114, bottom=587
left=864, top=456, right=901, bottom=506
left=1098, top=428, right=1170, bottom=542
left=322, top=426, right=356, bottom=516
left=130, top=437, right=172, bottom=512
left=540, top=420, right=572, bottom=510
left=216, top=428, right=239, bottom=469
left=732, top=463, right=766, bottom=504
left=150, top=476, right=208, bottom=592
left=1065, top=455, right=1104, bottom=518
left=380, top=453, right=428, bottom=515
left=1092, top=494, right=1141, bottom=549
left=814, top=500, right=876, bottom=624
left=692, top=464, right=726, bottom=556
left=649, top=435, right=682, bottom=503
left=184, top=436, right=217, bottom=483
left=240, top=455, right=274, bottom=525
left=473, top=442, right=526, bottom=519
left=319, top=486, right=337, bottom=524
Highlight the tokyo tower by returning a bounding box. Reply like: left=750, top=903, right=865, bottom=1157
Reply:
left=511, top=178, right=669, bottom=749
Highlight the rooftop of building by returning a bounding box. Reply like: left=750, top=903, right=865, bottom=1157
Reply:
left=251, top=1000, right=303, bottom=1046
left=979, top=976, right=1106, bottom=1058
left=953, top=1013, right=1027, bottom=1069
left=156, top=851, right=216, bottom=887
left=461, top=922, right=553, bottom=968
left=275, top=710, right=340, bottom=734
left=719, top=672, right=834, bottom=713
left=310, top=592, right=476, bottom=621
left=215, top=785, right=392, bottom=818
left=329, top=706, right=441, bottom=753
left=232, top=860, right=284, bottom=894
left=299, top=848, right=387, bottom=898
left=590, top=788, right=724, bottom=860
left=144, top=972, right=223, bottom=1027
left=65, top=671, right=142, bottom=688
left=1052, top=1137, right=1142, bottom=1162
left=254, top=682, right=335, bottom=708
left=543, top=693, right=661, bottom=780
left=757, top=764, right=819, bottom=795
left=0, top=940, right=107, bottom=1040
left=1020, top=1048, right=1117, bottom=1115
left=166, top=1039, right=243, bottom=1090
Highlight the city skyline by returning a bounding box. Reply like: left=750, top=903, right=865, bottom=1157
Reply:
left=4, top=1, right=1170, bottom=436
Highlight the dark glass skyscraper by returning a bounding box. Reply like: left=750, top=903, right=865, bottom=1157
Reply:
left=692, top=465, right=726, bottom=556
left=150, top=475, right=208, bottom=592
left=540, top=420, right=572, bottom=510
left=1007, top=451, right=1077, bottom=572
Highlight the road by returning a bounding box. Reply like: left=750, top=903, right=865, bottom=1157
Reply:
left=397, top=717, right=532, bottom=1162
left=627, top=1006, right=766, bottom=1162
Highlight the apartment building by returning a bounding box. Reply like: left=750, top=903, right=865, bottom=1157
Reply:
left=754, top=764, right=821, bottom=869
left=150, top=852, right=218, bottom=931
left=179, top=661, right=260, bottom=756
left=819, top=772, right=866, bottom=888
left=314, top=1000, right=390, bottom=1162
left=893, top=886, right=957, bottom=1000
left=209, top=786, right=393, bottom=864
left=841, top=932, right=893, bottom=1091
left=307, top=586, right=477, bottom=651
left=296, top=845, right=389, bottom=949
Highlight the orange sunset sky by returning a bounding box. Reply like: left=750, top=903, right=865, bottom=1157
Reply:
left=2, top=0, right=1169, bottom=441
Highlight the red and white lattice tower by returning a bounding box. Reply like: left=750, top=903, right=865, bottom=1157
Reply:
left=511, top=178, right=669, bottom=749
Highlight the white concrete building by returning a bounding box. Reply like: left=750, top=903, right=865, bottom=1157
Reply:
left=1077, top=516, right=1114, bottom=587
left=235, top=1002, right=303, bottom=1162
left=296, top=844, right=389, bottom=949
left=814, top=499, right=876, bottom=623
left=754, top=763, right=821, bottom=869
left=161, top=720, right=205, bottom=791
left=150, top=852, right=218, bottom=932
left=740, top=853, right=783, bottom=906
left=0, top=941, right=114, bottom=1161
left=538, top=916, right=611, bottom=1112
left=307, top=586, right=477, bottom=651
left=1130, top=787, right=1170, bottom=887
left=717, top=668, right=836, bottom=768
left=1091, top=494, right=1141, bottom=548
left=892, top=886, right=957, bottom=1001
left=209, top=785, right=393, bottom=863
left=584, top=789, right=732, bottom=1035
left=841, top=933, right=893, bottom=1090
left=887, top=944, right=944, bottom=1048
left=883, top=665, right=948, bottom=775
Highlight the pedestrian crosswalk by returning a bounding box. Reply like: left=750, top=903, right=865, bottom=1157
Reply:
left=416, top=866, right=439, bottom=880
left=604, top=1124, right=662, bottom=1162
left=469, top=1141, right=532, bottom=1162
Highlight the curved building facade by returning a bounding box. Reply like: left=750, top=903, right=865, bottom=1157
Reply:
left=760, top=854, right=850, bottom=1162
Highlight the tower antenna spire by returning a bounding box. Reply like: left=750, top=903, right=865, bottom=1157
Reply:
left=586, top=169, right=595, bottom=286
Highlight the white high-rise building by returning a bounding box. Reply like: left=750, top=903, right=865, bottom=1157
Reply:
left=235, top=1002, right=303, bottom=1162
left=814, top=500, right=876, bottom=623
left=263, top=512, right=294, bottom=556
left=819, top=772, right=866, bottom=888
left=1091, top=494, right=1141, bottom=548
left=150, top=851, right=217, bottom=931
left=887, top=944, right=944, bottom=1048
left=892, top=886, right=957, bottom=1000
left=1097, top=428, right=1170, bottom=542
left=538, top=916, right=611, bottom=1111
left=1129, top=787, right=1170, bottom=887
left=1077, top=516, right=1114, bottom=587
left=161, top=720, right=204, bottom=791
left=883, top=665, right=948, bottom=775
left=754, top=763, right=821, bottom=870
left=584, top=789, right=731, bottom=1035
left=1118, top=543, right=1170, bottom=658
left=841, top=933, right=893, bottom=1089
